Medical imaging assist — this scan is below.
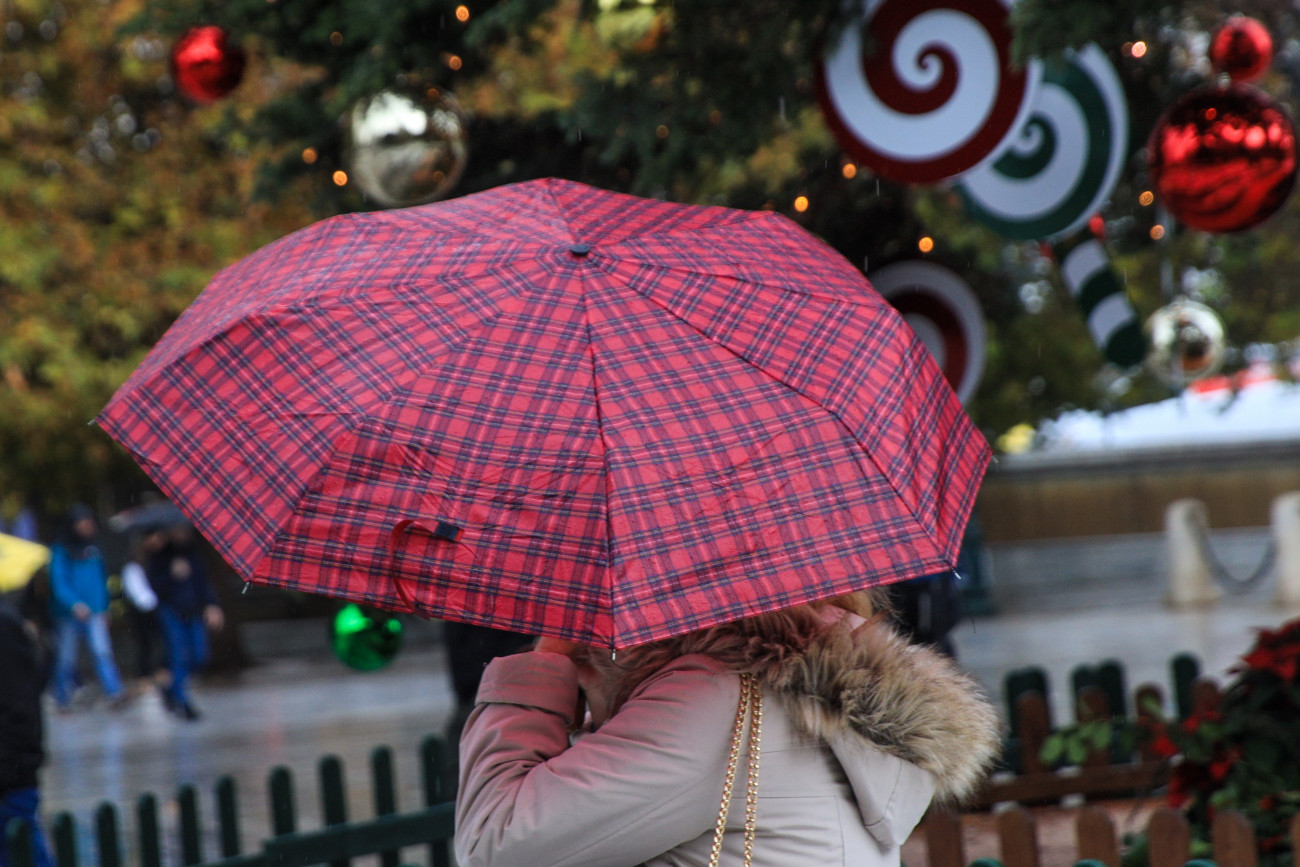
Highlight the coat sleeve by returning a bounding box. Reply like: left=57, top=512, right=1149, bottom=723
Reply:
left=48, top=544, right=77, bottom=613
left=454, top=652, right=739, bottom=867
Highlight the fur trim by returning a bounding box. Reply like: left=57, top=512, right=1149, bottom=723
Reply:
left=686, top=615, right=1002, bottom=803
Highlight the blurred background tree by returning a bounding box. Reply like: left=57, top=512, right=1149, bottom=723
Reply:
left=3, top=0, right=1300, bottom=522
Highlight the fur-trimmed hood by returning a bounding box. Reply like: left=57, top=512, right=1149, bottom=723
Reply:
left=691, top=612, right=1002, bottom=804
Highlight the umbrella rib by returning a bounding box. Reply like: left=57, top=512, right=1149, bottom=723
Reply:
left=575, top=274, right=619, bottom=644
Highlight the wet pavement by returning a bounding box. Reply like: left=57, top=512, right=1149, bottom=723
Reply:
left=37, top=591, right=1300, bottom=864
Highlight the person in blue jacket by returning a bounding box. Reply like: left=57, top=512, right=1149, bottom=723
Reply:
left=48, top=506, right=127, bottom=711
left=147, top=525, right=223, bottom=720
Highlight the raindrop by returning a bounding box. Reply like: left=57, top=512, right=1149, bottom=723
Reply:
left=97, top=143, right=116, bottom=164
left=115, top=114, right=137, bottom=136
left=577, top=128, right=582, bottom=141
left=38, top=19, right=57, bottom=40
left=875, top=179, right=880, bottom=195
left=778, top=96, right=786, bottom=124
left=131, top=133, right=150, bottom=152
left=863, top=256, right=869, bottom=272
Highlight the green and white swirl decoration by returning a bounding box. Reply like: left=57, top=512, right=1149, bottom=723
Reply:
left=957, top=44, right=1127, bottom=241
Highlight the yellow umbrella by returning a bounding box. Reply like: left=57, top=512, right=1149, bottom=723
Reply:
left=0, top=532, right=51, bottom=591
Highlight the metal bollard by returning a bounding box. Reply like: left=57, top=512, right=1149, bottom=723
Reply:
left=1273, top=492, right=1300, bottom=606
left=1165, top=499, right=1222, bottom=607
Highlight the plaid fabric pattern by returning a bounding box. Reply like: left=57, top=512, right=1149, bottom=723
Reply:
left=98, top=178, right=990, bottom=649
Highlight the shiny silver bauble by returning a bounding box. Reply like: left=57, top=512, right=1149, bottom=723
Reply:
left=347, top=89, right=468, bottom=208
left=1144, top=299, right=1227, bottom=387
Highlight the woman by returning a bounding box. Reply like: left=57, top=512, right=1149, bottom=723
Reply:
left=455, top=591, right=1001, bottom=866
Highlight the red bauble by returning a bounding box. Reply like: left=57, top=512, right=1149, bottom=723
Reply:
left=1210, top=16, right=1273, bottom=84
left=1147, top=84, right=1296, bottom=233
left=170, top=26, right=246, bottom=104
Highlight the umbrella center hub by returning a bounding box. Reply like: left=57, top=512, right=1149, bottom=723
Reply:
left=568, top=243, right=592, bottom=256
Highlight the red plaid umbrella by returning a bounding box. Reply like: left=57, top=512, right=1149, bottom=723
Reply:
left=97, top=178, right=989, bottom=649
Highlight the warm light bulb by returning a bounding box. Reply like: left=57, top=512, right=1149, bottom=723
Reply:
left=793, top=196, right=809, bottom=212
left=842, top=163, right=857, bottom=179
left=918, top=236, right=935, bottom=253
left=333, top=170, right=348, bottom=186
left=1150, top=225, right=1165, bottom=240
left=302, top=147, right=318, bottom=164
left=1131, top=41, right=1147, bottom=58
left=455, top=5, right=470, bottom=22
left=1139, top=190, right=1155, bottom=206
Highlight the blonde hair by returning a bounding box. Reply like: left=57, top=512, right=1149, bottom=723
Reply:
left=582, top=588, right=889, bottom=715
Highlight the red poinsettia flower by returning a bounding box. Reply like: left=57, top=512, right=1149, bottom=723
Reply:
left=1208, top=754, right=1235, bottom=782
left=1150, top=731, right=1180, bottom=759
left=1242, top=643, right=1300, bottom=681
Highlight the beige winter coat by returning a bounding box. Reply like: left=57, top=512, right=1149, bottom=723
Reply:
left=455, top=617, right=1000, bottom=867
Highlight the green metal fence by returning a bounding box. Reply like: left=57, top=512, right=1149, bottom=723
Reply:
left=5, top=736, right=456, bottom=867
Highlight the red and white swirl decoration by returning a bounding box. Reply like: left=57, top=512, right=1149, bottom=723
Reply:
left=816, top=0, right=1041, bottom=184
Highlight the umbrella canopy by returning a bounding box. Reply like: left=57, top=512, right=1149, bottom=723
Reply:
left=97, top=178, right=989, bottom=648
left=0, top=532, right=51, bottom=592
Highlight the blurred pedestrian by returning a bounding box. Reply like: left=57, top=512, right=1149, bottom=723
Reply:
left=48, top=506, right=128, bottom=711
left=120, top=529, right=167, bottom=690
left=147, top=526, right=223, bottom=720
left=455, top=590, right=1000, bottom=867
left=0, top=592, right=55, bottom=867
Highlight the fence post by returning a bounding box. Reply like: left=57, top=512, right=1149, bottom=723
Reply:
left=52, top=813, right=77, bottom=867
left=1013, top=692, right=1051, bottom=775
left=372, top=747, right=401, bottom=867
left=1212, top=809, right=1258, bottom=867
left=421, top=737, right=450, bottom=805
left=1076, top=806, right=1119, bottom=867
left=5, top=818, right=36, bottom=867
left=1146, top=808, right=1191, bottom=867
left=1171, top=654, right=1201, bottom=720
left=420, top=738, right=453, bottom=867
left=1134, top=684, right=1165, bottom=760
left=1272, top=492, right=1300, bottom=605
left=997, top=805, right=1040, bottom=867
left=178, top=783, right=203, bottom=865
left=268, top=767, right=297, bottom=837
left=94, top=803, right=122, bottom=867
left=216, top=776, right=241, bottom=858
left=1165, top=499, right=1222, bottom=607
left=136, top=794, right=163, bottom=867
left=923, top=807, right=965, bottom=867
left=319, top=755, right=350, bottom=867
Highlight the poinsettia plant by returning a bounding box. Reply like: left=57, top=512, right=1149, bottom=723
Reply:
left=1042, top=616, right=1300, bottom=866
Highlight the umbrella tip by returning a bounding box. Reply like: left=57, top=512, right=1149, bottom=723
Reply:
left=568, top=243, right=592, bottom=256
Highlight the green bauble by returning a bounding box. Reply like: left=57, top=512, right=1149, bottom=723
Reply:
left=331, top=604, right=403, bottom=671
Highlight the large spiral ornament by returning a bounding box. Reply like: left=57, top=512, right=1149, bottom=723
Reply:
left=816, top=0, right=1041, bottom=184
left=957, top=45, right=1128, bottom=241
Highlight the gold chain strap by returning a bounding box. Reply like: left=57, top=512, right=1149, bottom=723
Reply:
left=708, top=673, right=763, bottom=867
